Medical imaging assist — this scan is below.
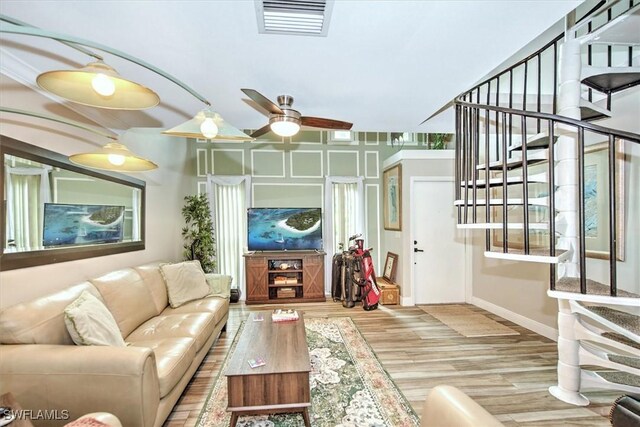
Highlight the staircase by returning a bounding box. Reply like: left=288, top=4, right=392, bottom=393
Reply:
left=452, top=0, right=640, bottom=406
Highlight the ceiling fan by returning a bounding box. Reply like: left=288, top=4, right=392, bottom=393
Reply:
left=241, top=88, right=353, bottom=138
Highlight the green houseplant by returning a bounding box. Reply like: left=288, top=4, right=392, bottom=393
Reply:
left=428, top=133, right=450, bottom=150
left=181, top=194, right=216, bottom=273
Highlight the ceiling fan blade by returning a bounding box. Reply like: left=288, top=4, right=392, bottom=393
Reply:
left=250, top=124, right=272, bottom=138
left=241, top=89, right=283, bottom=115
left=301, top=116, right=353, bottom=130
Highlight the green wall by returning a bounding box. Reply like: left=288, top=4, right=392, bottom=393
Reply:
left=191, top=129, right=450, bottom=271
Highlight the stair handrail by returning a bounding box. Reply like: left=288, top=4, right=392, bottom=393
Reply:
left=448, top=0, right=637, bottom=123
left=571, top=0, right=640, bottom=36
left=455, top=97, right=638, bottom=296
left=454, top=98, right=640, bottom=143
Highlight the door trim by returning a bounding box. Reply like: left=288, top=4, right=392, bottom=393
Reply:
left=409, top=176, right=467, bottom=305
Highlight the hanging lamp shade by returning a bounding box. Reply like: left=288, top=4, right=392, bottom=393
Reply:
left=163, top=110, right=254, bottom=141
left=69, top=142, right=158, bottom=172
left=36, top=61, right=160, bottom=110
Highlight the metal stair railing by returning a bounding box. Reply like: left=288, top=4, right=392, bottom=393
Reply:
left=457, top=0, right=639, bottom=131
left=454, top=98, right=640, bottom=297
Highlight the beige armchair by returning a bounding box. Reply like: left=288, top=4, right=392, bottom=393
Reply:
left=421, top=385, right=504, bottom=427
left=66, top=413, right=122, bottom=427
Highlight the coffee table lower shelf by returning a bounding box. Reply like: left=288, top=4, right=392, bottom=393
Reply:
left=227, top=403, right=311, bottom=427
left=225, top=311, right=312, bottom=427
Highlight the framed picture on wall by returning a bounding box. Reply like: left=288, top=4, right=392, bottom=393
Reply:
left=383, top=164, right=402, bottom=230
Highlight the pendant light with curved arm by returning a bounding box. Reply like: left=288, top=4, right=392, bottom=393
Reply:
left=0, top=107, right=158, bottom=172
left=0, top=17, right=253, bottom=140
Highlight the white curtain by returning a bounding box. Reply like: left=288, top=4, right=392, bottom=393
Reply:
left=324, top=176, right=365, bottom=292
left=5, top=166, right=51, bottom=251
left=206, top=175, right=251, bottom=299
left=132, top=188, right=141, bottom=241
left=332, top=183, right=359, bottom=252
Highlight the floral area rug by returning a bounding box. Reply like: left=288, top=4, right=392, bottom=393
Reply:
left=197, top=317, right=420, bottom=427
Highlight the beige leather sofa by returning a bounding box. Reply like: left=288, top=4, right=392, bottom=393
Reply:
left=421, top=385, right=504, bottom=426
left=0, top=261, right=230, bottom=427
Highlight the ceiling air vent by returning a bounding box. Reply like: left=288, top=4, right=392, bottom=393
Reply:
left=255, top=0, right=334, bottom=37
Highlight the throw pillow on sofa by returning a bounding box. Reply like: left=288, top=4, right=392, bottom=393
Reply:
left=64, top=290, right=126, bottom=347
left=205, top=274, right=232, bottom=298
left=160, top=260, right=210, bottom=308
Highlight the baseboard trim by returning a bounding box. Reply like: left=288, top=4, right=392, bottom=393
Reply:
left=401, top=296, right=414, bottom=307
left=469, top=296, right=558, bottom=341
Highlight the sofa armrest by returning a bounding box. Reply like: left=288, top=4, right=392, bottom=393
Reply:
left=205, top=273, right=232, bottom=298
left=0, top=345, right=159, bottom=427
left=421, top=385, right=503, bottom=427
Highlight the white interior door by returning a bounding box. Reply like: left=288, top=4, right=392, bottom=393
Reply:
left=412, top=179, right=466, bottom=304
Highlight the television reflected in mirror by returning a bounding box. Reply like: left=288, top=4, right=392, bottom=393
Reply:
left=1, top=135, right=145, bottom=270
left=43, top=203, right=125, bottom=247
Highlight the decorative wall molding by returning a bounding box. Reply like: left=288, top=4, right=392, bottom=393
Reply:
left=364, top=151, right=379, bottom=179
left=251, top=182, right=324, bottom=207
left=290, top=150, right=324, bottom=178
left=327, top=150, right=360, bottom=176
left=363, top=132, right=379, bottom=146
left=212, top=148, right=245, bottom=175
left=365, top=183, right=381, bottom=271
left=52, top=176, right=93, bottom=202
left=250, top=149, right=286, bottom=178
left=197, top=181, right=207, bottom=195
left=196, top=148, right=208, bottom=177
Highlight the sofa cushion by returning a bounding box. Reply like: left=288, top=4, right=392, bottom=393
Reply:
left=129, top=337, right=196, bottom=398
left=204, top=274, right=232, bottom=298
left=90, top=268, right=158, bottom=338
left=64, top=290, right=126, bottom=347
left=126, top=313, right=216, bottom=352
left=134, top=262, right=169, bottom=315
left=0, top=282, right=103, bottom=345
left=160, top=261, right=210, bottom=308
left=162, top=296, right=229, bottom=326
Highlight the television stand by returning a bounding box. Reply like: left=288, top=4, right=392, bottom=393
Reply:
left=244, top=251, right=326, bottom=304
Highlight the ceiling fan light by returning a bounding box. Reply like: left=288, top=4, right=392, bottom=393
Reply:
left=37, top=61, right=160, bottom=110
left=69, top=142, right=158, bottom=172
left=269, top=116, right=301, bottom=137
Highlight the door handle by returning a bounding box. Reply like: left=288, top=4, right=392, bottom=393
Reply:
left=414, top=248, right=424, bottom=253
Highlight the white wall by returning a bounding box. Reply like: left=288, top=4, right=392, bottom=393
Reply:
left=382, top=150, right=455, bottom=302
left=0, top=79, right=192, bottom=309
left=584, top=86, right=640, bottom=296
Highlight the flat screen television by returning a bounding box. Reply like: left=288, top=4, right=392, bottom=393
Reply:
left=247, top=208, right=322, bottom=251
left=43, top=203, right=125, bottom=247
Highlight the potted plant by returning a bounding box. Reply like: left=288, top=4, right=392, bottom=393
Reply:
left=428, top=133, right=450, bottom=150
left=181, top=194, right=216, bottom=273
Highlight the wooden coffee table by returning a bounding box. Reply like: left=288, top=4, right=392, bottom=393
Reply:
left=225, top=311, right=311, bottom=427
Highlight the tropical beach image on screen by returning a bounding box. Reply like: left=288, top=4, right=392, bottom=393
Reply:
left=248, top=208, right=322, bottom=251
left=43, top=203, right=125, bottom=247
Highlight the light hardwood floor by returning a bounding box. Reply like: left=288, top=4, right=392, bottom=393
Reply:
left=164, top=301, right=618, bottom=426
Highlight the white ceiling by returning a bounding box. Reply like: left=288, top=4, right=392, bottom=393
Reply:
left=0, top=0, right=581, bottom=135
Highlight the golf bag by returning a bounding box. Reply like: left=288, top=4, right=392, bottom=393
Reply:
left=330, top=234, right=379, bottom=310
left=331, top=253, right=343, bottom=301
left=341, top=253, right=362, bottom=308
left=349, top=238, right=380, bottom=311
